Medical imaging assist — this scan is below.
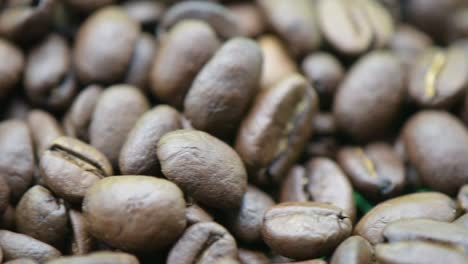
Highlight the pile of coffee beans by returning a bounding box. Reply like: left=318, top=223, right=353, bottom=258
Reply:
left=0, top=0, right=468, bottom=263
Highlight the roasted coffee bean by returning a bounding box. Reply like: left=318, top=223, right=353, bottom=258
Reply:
left=184, top=37, right=262, bottom=139
left=318, top=0, right=393, bottom=56
left=16, top=186, right=68, bottom=248
left=158, top=130, right=247, bottom=208
left=74, top=6, right=140, bottom=84
left=458, top=185, right=468, bottom=212
left=0, top=0, right=55, bottom=43
left=280, top=158, right=356, bottom=222
left=376, top=241, right=468, bottom=264
left=312, top=113, right=337, bottom=136
left=41, top=136, right=113, bottom=203
left=28, top=110, right=64, bottom=159
left=409, top=46, right=468, bottom=109
left=262, top=202, right=352, bottom=260
left=24, top=34, right=77, bottom=111
left=0, top=230, right=61, bottom=263
left=389, top=24, right=433, bottom=71
left=236, top=74, right=318, bottom=185
left=330, top=235, right=374, bottom=264
left=63, top=0, right=114, bottom=14
left=225, top=185, right=275, bottom=244
left=257, top=0, right=321, bottom=57
left=166, top=221, right=237, bottom=264
left=83, top=176, right=186, bottom=252
left=338, top=143, right=405, bottom=201
left=228, top=3, right=265, bottom=38
left=63, top=85, right=102, bottom=141
left=0, top=39, right=24, bottom=99
left=238, top=249, right=270, bottom=264
left=259, top=35, right=297, bottom=90
left=355, top=192, right=459, bottom=244
left=333, top=51, right=404, bottom=141
left=160, top=1, right=241, bottom=39
left=46, top=252, right=139, bottom=264
left=454, top=213, right=468, bottom=229
left=302, top=52, right=344, bottom=107
left=123, top=33, right=157, bottom=92
left=89, top=85, right=149, bottom=168
left=0, top=120, right=34, bottom=202
left=213, top=258, right=240, bottom=264
left=120, top=105, right=182, bottom=176
left=123, top=0, right=165, bottom=30
left=383, top=218, right=468, bottom=251
left=403, top=111, right=468, bottom=195
left=68, top=210, right=94, bottom=255
left=185, top=203, right=213, bottom=226
left=150, top=20, right=220, bottom=108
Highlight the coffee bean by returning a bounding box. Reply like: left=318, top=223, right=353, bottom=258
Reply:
left=338, top=143, right=405, bottom=201
left=0, top=120, right=34, bottom=202
left=238, top=248, right=270, bottom=264
left=458, top=185, right=468, bottom=212
left=123, top=33, right=157, bottom=92
left=150, top=20, right=220, bottom=108
left=0, top=39, right=24, bottom=99
left=334, top=51, right=404, bottom=141
left=185, top=203, right=213, bottom=226
left=123, top=0, right=164, bottom=30
left=41, top=136, right=113, bottom=203
left=258, top=0, right=321, bottom=57
left=376, top=241, right=468, bottom=264
left=89, top=85, right=149, bottom=168
left=409, top=46, right=468, bottom=109
left=354, top=192, right=459, bottom=244
left=74, top=6, right=140, bottom=84
left=63, top=85, right=103, bottom=142
left=120, top=105, right=182, bottom=176
left=403, top=111, right=468, bottom=195
left=312, top=113, right=337, bottom=136
left=228, top=3, right=265, bottom=38
left=167, top=221, right=237, bottom=264
left=330, top=235, right=374, bottom=264
left=383, top=218, right=468, bottom=252
left=46, top=252, right=139, bottom=264
left=318, top=0, right=393, bottom=56
left=262, top=202, right=352, bottom=260
left=236, top=74, right=318, bottom=185
left=24, top=34, right=77, bottom=111
left=258, top=35, right=297, bottom=90
left=28, top=110, right=64, bottom=159
left=160, top=1, right=241, bottom=39
left=280, top=158, right=356, bottom=222
left=0, top=230, right=61, bottom=263
left=68, top=209, right=94, bottom=255
left=225, top=185, right=275, bottom=244
left=16, top=186, right=68, bottom=248
left=83, top=176, right=186, bottom=252
left=158, top=130, right=247, bottom=208
left=184, top=37, right=262, bottom=139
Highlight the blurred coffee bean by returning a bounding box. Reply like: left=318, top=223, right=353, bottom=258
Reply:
left=0, top=176, right=10, bottom=216
left=458, top=185, right=468, bottom=212
left=0, top=39, right=24, bottom=99
left=338, top=143, right=405, bottom=202
left=306, top=136, right=340, bottom=159
left=83, top=176, right=186, bottom=252
left=27, top=109, right=64, bottom=159
left=150, top=20, right=220, bottom=108
left=0, top=120, right=34, bottom=202
left=454, top=213, right=468, bottom=229
left=354, top=192, right=459, bottom=244
left=280, top=158, right=356, bottom=222
left=238, top=249, right=270, bottom=264
left=46, top=252, right=139, bottom=264
left=16, top=185, right=68, bottom=248
left=123, top=0, right=165, bottom=30
left=262, top=202, right=352, bottom=260
left=236, top=74, right=318, bottom=185
left=41, top=136, right=113, bottom=203
left=333, top=51, right=404, bottom=141
left=312, top=113, right=337, bottom=136
left=228, top=3, right=265, bottom=37
left=157, top=130, right=247, bottom=208
left=257, top=0, right=321, bottom=57
left=167, top=222, right=237, bottom=264
left=160, top=0, right=241, bottom=39
left=330, top=235, right=374, bottom=264
left=123, top=33, right=157, bottom=92
left=89, top=85, right=149, bottom=168
left=184, top=37, right=262, bottom=139
left=376, top=241, right=468, bottom=264
left=4, top=259, right=38, bottom=264
left=0, top=230, right=61, bottom=263
left=403, top=111, right=468, bottom=195
left=24, top=34, right=77, bottom=111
